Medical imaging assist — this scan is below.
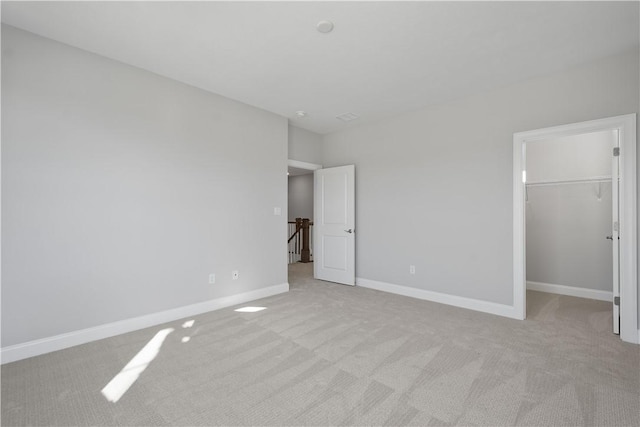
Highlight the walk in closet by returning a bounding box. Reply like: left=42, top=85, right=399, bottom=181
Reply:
left=525, top=130, right=617, bottom=302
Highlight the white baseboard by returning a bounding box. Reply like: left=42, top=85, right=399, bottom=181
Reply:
left=526, top=281, right=612, bottom=302
left=356, top=277, right=519, bottom=319
left=1, top=283, right=289, bottom=365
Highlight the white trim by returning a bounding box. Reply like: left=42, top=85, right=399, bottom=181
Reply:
left=0, top=283, right=289, bottom=364
left=287, top=159, right=322, bottom=171
left=513, top=131, right=527, bottom=320
left=514, top=114, right=637, bottom=344
left=356, top=278, right=519, bottom=319
left=527, top=281, right=612, bottom=302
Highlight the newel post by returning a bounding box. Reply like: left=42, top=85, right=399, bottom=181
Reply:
left=301, top=218, right=311, bottom=263
left=295, top=218, right=302, bottom=254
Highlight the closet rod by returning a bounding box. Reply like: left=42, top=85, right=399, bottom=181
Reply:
left=525, top=176, right=612, bottom=187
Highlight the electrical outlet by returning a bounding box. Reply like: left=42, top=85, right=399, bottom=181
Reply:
left=208, top=273, right=216, bottom=284
left=409, top=265, right=416, bottom=275
left=232, top=270, right=239, bottom=280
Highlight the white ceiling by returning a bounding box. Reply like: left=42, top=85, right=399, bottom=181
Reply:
left=2, top=1, right=638, bottom=135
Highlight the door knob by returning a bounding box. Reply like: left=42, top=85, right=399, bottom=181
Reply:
left=606, top=235, right=613, bottom=240
left=344, top=229, right=353, bottom=234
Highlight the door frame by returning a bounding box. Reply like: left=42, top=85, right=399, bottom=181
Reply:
left=288, top=159, right=323, bottom=173
left=287, top=159, right=322, bottom=264
left=513, top=114, right=637, bottom=343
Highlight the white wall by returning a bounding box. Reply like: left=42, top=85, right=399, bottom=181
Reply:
left=288, top=125, right=322, bottom=165
left=526, top=131, right=615, bottom=293
left=322, top=49, right=639, bottom=309
left=1, top=26, right=288, bottom=348
left=526, top=131, right=614, bottom=183
left=526, top=185, right=612, bottom=292
left=288, top=174, right=314, bottom=221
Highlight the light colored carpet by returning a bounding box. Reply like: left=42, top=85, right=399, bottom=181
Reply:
left=2, top=262, right=639, bottom=426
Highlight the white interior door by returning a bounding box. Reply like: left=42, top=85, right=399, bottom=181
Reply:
left=314, top=165, right=355, bottom=285
left=611, top=134, right=620, bottom=334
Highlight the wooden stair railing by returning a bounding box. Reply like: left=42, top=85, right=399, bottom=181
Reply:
left=288, top=219, right=302, bottom=243
left=288, top=218, right=313, bottom=263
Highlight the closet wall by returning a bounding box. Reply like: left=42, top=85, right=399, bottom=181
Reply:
left=526, top=130, right=616, bottom=295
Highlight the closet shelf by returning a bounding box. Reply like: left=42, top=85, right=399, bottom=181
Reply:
left=525, top=176, right=612, bottom=187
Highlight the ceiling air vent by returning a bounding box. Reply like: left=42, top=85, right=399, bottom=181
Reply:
left=336, top=112, right=359, bottom=122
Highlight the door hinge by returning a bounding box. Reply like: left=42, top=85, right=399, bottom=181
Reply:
left=613, top=147, right=620, bottom=157
left=614, top=296, right=620, bottom=306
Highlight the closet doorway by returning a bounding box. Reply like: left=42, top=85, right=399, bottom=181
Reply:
left=513, top=114, right=637, bottom=343
left=526, top=130, right=618, bottom=330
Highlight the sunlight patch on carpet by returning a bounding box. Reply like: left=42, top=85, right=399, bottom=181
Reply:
left=101, top=327, right=174, bottom=403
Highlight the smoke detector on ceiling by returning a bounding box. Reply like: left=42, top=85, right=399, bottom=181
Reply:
left=336, top=112, right=359, bottom=122
left=317, top=20, right=334, bottom=34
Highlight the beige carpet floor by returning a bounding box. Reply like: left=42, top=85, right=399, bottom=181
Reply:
left=2, top=262, right=639, bottom=426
